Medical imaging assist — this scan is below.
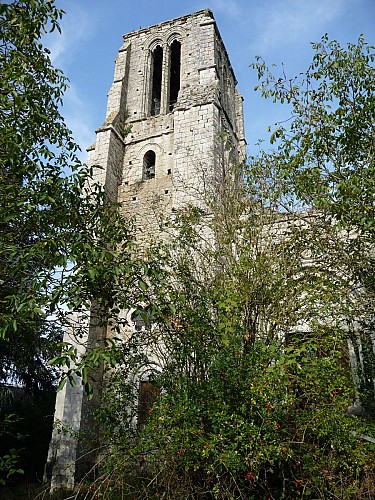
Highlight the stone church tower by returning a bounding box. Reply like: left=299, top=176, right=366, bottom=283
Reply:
left=46, top=9, right=246, bottom=491
left=88, top=8, right=246, bottom=216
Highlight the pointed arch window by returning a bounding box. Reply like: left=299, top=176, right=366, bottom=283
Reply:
left=143, top=150, right=156, bottom=180
left=151, top=45, right=163, bottom=116
left=168, top=40, right=181, bottom=111
left=147, top=37, right=182, bottom=116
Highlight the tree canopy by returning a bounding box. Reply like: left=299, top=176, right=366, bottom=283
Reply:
left=0, top=0, right=147, bottom=390
left=252, top=34, right=375, bottom=235
left=0, top=0, right=154, bottom=484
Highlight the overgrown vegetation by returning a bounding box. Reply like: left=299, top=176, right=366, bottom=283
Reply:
left=91, top=36, right=375, bottom=499
left=1, top=1, right=374, bottom=498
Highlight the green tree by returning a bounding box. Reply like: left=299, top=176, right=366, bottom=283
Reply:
left=252, top=34, right=375, bottom=416
left=1, top=1, right=161, bottom=484
left=0, top=0, right=146, bottom=391
left=252, top=34, right=375, bottom=235
left=0, top=0, right=73, bottom=389
left=95, top=164, right=374, bottom=499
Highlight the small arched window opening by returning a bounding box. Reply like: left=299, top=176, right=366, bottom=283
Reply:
left=151, top=46, right=163, bottom=116
left=138, top=380, right=160, bottom=428
left=143, top=150, right=156, bottom=180
left=168, top=40, right=181, bottom=111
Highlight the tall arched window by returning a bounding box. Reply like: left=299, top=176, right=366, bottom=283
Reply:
left=168, top=40, right=181, bottom=111
left=151, top=46, right=163, bottom=116
left=143, top=150, right=156, bottom=180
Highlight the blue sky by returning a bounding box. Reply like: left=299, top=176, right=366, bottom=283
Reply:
left=48, top=0, right=375, bottom=159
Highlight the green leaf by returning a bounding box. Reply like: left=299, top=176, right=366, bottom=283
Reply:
left=138, top=279, right=148, bottom=291
left=56, top=378, right=67, bottom=391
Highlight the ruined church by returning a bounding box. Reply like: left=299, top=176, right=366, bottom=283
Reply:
left=45, top=9, right=246, bottom=490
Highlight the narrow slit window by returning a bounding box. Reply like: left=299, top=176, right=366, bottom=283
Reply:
left=169, top=40, right=181, bottom=111
left=151, top=46, right=163, bottom=116
left=143, top=150, right=156, bottom=180
left=222, top=66, right=228, bottom=111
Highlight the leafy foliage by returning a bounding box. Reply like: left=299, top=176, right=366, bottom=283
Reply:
left=2, top=5, right=374, bottom=496
left=0, top=413, right=24, bottom=486
left=90, top=36, right=375, bottom=499
left=252, top=35, right=375, bottom=235
left=96, top=175, right=374, bottom=498
left=0, top=0, right=147, bottom=392
left=251, top=34, right=375, bottom=416
left=0, top=0, right=73, bottom=389
left=0, top=0, right=155, bottom=485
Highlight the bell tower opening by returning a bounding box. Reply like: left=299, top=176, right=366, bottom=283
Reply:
left=151, top=45, right=163, bottom=116
left=168, top=40, right=181, bottom=111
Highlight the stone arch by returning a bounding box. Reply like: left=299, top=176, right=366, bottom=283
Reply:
left=166, top=32, right=183, bottom=112
left=144, top=33, right=184, bottom=116
left=142, top=150, right=156, bottom=180
left=166, top=32, right=182, bottom=46
left=139, top=142, right=163, bottom=157
left=149, top=42, right=164, bottom=115
left=148, top=38, right=164, bottom=52
left=139, top=143, right=163, bottom=180
left=168, top=38, right=181, bottom=111
left=143, top=39, right=163, bottom=116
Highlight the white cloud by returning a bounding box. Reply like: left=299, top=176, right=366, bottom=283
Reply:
left=62, top=84, right=96, bottom=160
left=251, top=0, right=363, bottom=53
left=46, top=4, right=97, bottom=70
